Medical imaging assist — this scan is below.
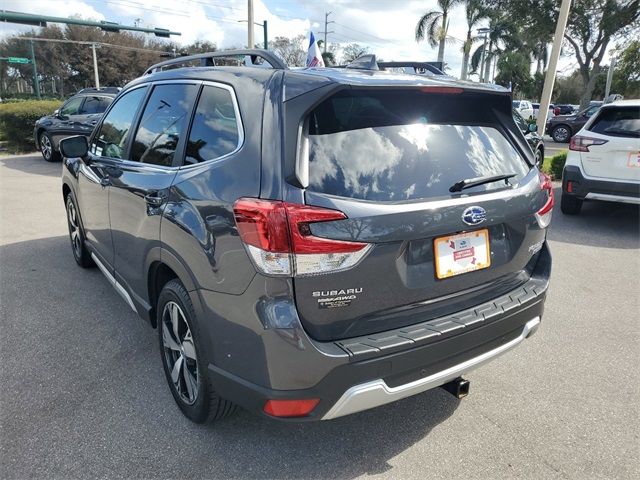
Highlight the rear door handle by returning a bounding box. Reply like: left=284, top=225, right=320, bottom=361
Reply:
left=144, top=193, right=166, bottom=207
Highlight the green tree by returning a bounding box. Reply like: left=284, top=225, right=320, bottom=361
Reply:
left=268, top=35, right=306, bottom=67
left=460, top=0, right=486, bottom=79
left=494, top=51, right=531, bottom=93
left=611, top=40, right=640, bottom=97
left=415, top=0, right=463, bottom=64
left=564, top=0, right=639, bottom=108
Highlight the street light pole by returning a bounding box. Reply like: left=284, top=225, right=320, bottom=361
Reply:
left=29, top=40, right=40, bottom=99
left=477, top=28, right=490, bottom=83
left=91, top=43, right=100, bottom=89
left=537, top=0, right=572, bottom=137
left=247, top=0, right=254, bottom=48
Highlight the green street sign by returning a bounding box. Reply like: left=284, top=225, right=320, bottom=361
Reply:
left=8, top=57, right=30, bottom=64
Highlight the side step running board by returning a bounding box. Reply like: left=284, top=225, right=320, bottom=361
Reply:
left=91, top=253, right=137, bottom=313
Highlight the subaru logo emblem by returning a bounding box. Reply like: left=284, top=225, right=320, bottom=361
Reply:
left=462, top=206, right=486, bottom=225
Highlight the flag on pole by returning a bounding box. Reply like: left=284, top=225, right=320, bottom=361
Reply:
left=306, top=31, right=325, bottom=68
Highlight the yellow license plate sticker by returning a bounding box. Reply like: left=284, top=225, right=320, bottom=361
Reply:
left=434, top=229, right=491, bottom=279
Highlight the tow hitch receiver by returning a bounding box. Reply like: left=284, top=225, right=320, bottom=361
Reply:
left=441, top=377, right=470, bottom=399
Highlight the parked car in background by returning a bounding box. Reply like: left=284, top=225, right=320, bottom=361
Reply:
left=546, top=104, right=601, bottom=143
left=554, top=104, right=576, bottom=116
left=513, top=100, right=534, bottom=119
left=59, top=49, right=552, bottom=424
left=33, top=87, right=119, bottom=162
left=561, top=100, right=640, bottom=214
left=532, top=103, right=555, bottom=122
left=513, top=109, right=544, bottom=166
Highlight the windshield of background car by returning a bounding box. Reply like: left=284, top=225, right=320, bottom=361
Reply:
left=307, top=90, right=530, bottom=202
left=80, top=96, right=113, bottom=115
left=588, top=106, right=640, bottom=138
left=513, top=101, right=521, bottom=108
left=512, top=110, right=528, bottom=132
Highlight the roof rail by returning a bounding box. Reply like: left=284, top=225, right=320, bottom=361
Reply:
left=77, top=87, right=122, bottom=94
left=144, top=49, right=288, bottom=75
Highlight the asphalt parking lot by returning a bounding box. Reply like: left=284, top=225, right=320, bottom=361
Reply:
left=1, top=153, right=638, bottom=480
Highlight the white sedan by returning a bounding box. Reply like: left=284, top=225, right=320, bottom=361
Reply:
left=512, top=100, right=534, bottom=120
left=560, top=99, right=640, bottom=214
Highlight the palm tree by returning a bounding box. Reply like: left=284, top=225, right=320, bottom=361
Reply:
left=460, top=0, right=486, bottom=80
left=415, top=0, right=463, bottom=64
left=470, top=17, right=519, bottom=82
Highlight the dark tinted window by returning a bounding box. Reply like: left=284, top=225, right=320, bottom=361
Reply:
left=80, top=96, right=113, bottom=114
left=184, top=85, right=240, bottom=164
left=91, top=87, right=147, bottom=159
left=60, top=97, right=84, bottom=116
left=130, top=84, right=198, bottom=166
left=588, top=106, right=640, bottom=138
left=307, top=91, right=529, bottom=202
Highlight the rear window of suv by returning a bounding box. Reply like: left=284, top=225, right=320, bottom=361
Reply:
left=587, top=106, right=640, bottom=138
left=307, top=90, right=529, bottom=202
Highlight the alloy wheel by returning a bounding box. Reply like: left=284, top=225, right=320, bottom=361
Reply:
left=41, top=134, right=52, bottom=160
left=553, top=127, right=570, bottom=142
left=161, top=301, right=199, bottom=405
left=66, top=199, right=82, bottom=258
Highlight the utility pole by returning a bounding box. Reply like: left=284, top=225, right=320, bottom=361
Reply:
left=263, top=20, right=268, bottom=50
left=29, top=39, right=40, bottom=99
left=604, top=57, right=616, bottom=100
left=537, top=0, right=572, bottom=137
left=320, top=11, right=334, bottom=53
left=247, top=0, right=254, bottom=49
left=91, top=43, right=100, bottom=89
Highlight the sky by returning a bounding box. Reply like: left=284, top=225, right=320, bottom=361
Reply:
left=1, top=0, right=589, bottom=78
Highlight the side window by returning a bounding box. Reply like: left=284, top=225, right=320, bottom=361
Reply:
left=60, top=97, right=84, bottom=116
left=130, top=83, right=198, bottom=167
left=184, top=85, right=241, bottom=164
left=91, top=87, right=147, bottom=159
left=80, top=96, right=113, bottom=115
left=586, top=106, right=598, bottom=117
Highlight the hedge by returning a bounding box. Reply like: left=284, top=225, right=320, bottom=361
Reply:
left=0, top=100, right=62, bottom=151
left=542, top=151, right=567, bottom=180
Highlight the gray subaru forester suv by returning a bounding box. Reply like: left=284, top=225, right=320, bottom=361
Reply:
left=59, top=50, right=553, bottom=424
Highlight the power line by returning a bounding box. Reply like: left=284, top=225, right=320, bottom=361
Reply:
left=16, top=36, right=171, bottom=54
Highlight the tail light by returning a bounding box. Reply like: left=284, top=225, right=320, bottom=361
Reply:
left=554, top=107, right=560, bottom=116
left=569, top=135, right=608, bottom=152
left=263, top=398, right=320, bottom=417
left=535, top=172, right=554, bottom=228
left=233, top=198, right=371, bottom=276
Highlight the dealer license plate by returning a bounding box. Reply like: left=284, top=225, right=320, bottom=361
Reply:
left=434, top=229, right=491, bottom=279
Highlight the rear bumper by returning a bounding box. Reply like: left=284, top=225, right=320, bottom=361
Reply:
left=563, top=165, right=640, bottom=204
left=323, top=317, right=540, bottom=419
left=207, top=243, right=551, bottom=421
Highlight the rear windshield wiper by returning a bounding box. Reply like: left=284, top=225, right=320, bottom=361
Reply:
left=449, top=173, right=517, bottom=193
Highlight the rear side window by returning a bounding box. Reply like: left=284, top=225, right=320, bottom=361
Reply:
left=307, top=90, right=529, bottom=202
left=80, top=96, right=113, bottom=114
left=588, top=107, right=640, bottom=138
left=130, top=83, right=199, bottom=166
left=184, top=85, right=241, bottom=164
left=91, top=87, right=147, bottom=159
left=60, top=97, right=83, bottom=116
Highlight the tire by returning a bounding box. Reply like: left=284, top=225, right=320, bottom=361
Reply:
left=65, top=194, right=94, bottom=267
left=158, top=279, right=237, bottom=424
left=560, top=193, right=583, bottom=215
left=551, top=125, right=571, bottom=143
left=534, top=147, right=544, bottom=167
left=39, top=131, right=61, bottom=162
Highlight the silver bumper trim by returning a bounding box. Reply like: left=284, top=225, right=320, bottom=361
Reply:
left=322, top=317, right=541, bottom=420
left=585, top=192, right=640, bottom=205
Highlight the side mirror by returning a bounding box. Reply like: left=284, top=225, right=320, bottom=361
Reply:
left=528, top=123, right=537, bottom=133
left=59, top=135, right=88, bottom=159
left=53, top=109, right=60, bottom=117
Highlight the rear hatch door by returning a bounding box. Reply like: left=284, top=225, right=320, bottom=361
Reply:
left=292, top=87, right=550, bottom=341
